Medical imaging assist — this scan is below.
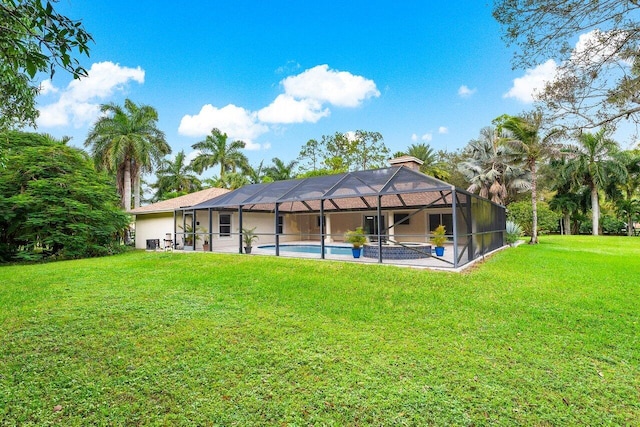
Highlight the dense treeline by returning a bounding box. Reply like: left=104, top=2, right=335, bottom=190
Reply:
left=2, top=108, right=638, bottom=264
left=143, top=109, right=639, bottom=241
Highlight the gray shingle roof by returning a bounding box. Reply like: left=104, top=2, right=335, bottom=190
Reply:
left=188, top=166, right=455, bottom=212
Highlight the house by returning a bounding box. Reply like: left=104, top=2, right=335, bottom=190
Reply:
left=169, top=157, right=507, bottom=269
left=130, top=187, right=230, bottom=250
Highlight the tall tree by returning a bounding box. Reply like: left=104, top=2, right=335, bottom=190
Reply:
left=0, top=0, right=93, bottom=130
left=564, top=129, right=627, bottom=235
left=613, top=149, right=640, bottom=235
left=616, top=149, right=640, bottom=200
left=316, top=130, right=388, bottom=172
left=547, top=158, right=580, bottom=236
left=494, top=1, right=640, bottom=131
left=297, top=139, right=323, bottom=172
left=400, top=142, right=451, bottom=180
left=264, top=157, right=298, bottom=181
left=246, top=161, right=267, bottom=184
left=433, top=149, right=469, bottom=188
left=85, top=99, right=170, bottom=211
left=350, top=130, right=389, bottom=170
left=549, top=194, right=579, bottom=236
left=616, top=198, right=640, bottom=235
left=322, top=132, right=354, bottom=172
left=502, top=111, right=565, bottom=243
left=152, top=150, right=201, bottom=201
left=458, top=127, right=530, bottom=205
left=206, top=172, right=250, bottom=190
left=190, top=128, right=248, bottom=177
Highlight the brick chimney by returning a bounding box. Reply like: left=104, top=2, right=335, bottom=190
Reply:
left=388, top=155, right=424, bottom=171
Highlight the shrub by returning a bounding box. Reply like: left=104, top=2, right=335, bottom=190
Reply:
left=0, top=132, right=130, bottom=262
left=431, top=224, right=447, bottom=247
left=600, top=213, right=626, bottom=235
left=344, top=227, right=367, bottom=248
left=505, top=220, right=523, bottom=244
left=507, top=201, right=560, bottom=236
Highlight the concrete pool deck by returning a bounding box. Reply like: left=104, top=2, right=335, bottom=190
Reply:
left=168, top=240, right=509, bottom=272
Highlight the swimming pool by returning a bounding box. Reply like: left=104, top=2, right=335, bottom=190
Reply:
left=258, top=244, right=353, bottom=256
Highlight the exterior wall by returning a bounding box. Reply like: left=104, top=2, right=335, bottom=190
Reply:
left=134, top=213, right=175, bottom=249
left=243, top=212, right=278, bottom=244
left=389, top=210, right=428, bottom=243
left=248, top=209, right=439, bottom=244
left=174, top=206, right=456, bottom=250
left=329, top=212, right=366, bottom=242
left=186, top=211, right=298, bottom=249
left=293, top=214, right=315, bottom=240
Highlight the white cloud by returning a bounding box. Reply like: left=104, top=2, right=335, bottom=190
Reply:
left=503, top=30, right=632, bottom=106
left=344, top=130, right=357, bottom=141
left=38, top=80, right=58, bottom=95
left=37, top=103, right=69, bottom=127
left=180, top=64, right=379, bottom=146
left=438, top=126, right=448, bottom=134
left=503, top=59, right=557, bottom=103
left=258, top=94, right=329, bottom=124
left=36, top=61, right=145, bottom=128
left=178, top=103, right=268, bottom=147
left=185, top=150, right=200, bottom=164
left=281, top=64, right=380, bottom=108
left=412, top=132, right=435, bottom=142
left=67, top=62, right=144, bottom=102
left=573, top=29, right=632, bottom=66
left=243, top=140, right=263, bottom=151
left=275, top=60, right=301, bottom=75
left=458, top=85, right=477, bottom=98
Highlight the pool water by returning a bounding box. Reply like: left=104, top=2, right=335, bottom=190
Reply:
left=258, top=244, right=353, bottom=256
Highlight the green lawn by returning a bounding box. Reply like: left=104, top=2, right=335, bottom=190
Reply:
left=1, top=236, right=638, bottom=425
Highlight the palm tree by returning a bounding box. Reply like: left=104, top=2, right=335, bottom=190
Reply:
left=616, top=150, right=640, bottom=200
left=616, top=198, right=640, bottom=236
left=264, top=157, right=298, bottom=181
left=205, top=172, right=250, bottom=190
left=190, top=128, right=248, bottom=177
left=549, top=193, right=579, bottom=235
left=85, top=99, right=170, bottom=211
left=564, top=129, right=627, bottom=235
left=614, top=150, right=640, bottom=235
left=547, top=158, right=579, bottom=236
left=152, top=150, right=202, bottom=201
left=401, top=142, right=450, bottom=180
left=502, top=112, right=564, bottom=243
left=246, top=160, right=266, bottom=184
left=458, top=127, right=530, bottom=205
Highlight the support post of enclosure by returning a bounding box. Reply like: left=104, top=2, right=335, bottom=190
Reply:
left=452, top=189, right=459, bottom=269
left=275, top=203, right=280, bottom=257
left=320, top=200, right=325, bottom=259
left=238, top=206, right=243, bottom=254
left=208, top=208, right=213, bottom=251
left=377, top=195, right=383, bottom=264
left=467, top=195, right=473, bottom=263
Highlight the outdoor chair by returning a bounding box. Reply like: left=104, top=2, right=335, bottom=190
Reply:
left=163, top=233, right=174, bottom=251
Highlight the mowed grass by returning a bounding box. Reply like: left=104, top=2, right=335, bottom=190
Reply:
left=1, top=236, right=638, bottom=425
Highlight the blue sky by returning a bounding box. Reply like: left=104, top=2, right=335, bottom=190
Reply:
left=35, top=1, right=554, bottom=174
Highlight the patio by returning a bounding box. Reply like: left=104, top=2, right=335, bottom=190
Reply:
left=173, top=158, right=507, bottom=269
